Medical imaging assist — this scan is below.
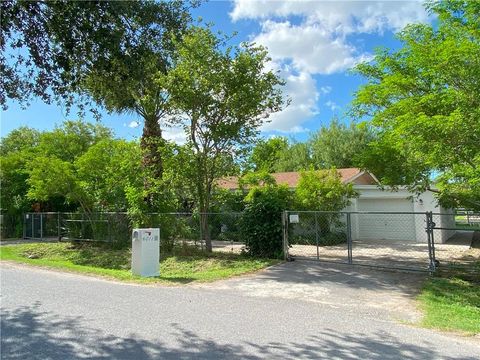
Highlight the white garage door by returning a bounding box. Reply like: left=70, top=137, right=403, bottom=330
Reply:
left=356, top=198, right=416, bottom=241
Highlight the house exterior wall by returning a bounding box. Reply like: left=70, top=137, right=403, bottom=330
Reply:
left=413, top=190, right=456, bottom=243
left=347, top=186, right=455, bottom=243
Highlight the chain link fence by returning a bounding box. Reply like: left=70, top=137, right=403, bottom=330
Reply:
left=429, top=211, right=480, bottom=279
left=0, top=212, right=23, bottom=239
left=285, top=210, right=480, bottom=273
left=350, top=212, right=432, bottom=270
left=285, top=211, right=350, bottom=263
left=285, top=211, right=440, bottom=271
left=20, top=212, right=244, bottom=252
left=11, top=209, right=480, bottom=274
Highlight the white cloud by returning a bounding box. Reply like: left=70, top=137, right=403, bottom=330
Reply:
left=262, top=69, right=319, bottom=133
left=319, top=86, right=332, bottom=95
left=231, top=0, right=428, bottom=34
left=163, top=126, right=187, bottom=144
left=230, top=0, right=430, bottom=133
left=127, top=121, right=140, bottom=128
left=253, top=21, right=370, bottom=75
left=325, top=100, right=340, bottom=111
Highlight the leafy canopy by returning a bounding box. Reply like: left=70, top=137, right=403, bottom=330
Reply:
left=309, top=118, right=374, bottom=169
left=352, top=0, right=480, bottom=209
left=1, top=0, right=194, bottom=113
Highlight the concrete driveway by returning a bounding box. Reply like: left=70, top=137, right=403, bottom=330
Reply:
left=1, top=262, right=479, bottom=359
left=201, top=261, right=426, bottom=322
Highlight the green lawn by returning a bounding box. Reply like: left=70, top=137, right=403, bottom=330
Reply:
left=0, top=242, right=279, bottom=284
left=418, top=259, right=480, bottom=335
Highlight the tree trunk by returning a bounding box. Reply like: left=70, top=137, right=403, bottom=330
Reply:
left=140, top=116, right=164, bottom=206
left=200, top=211, right=212, bottom=252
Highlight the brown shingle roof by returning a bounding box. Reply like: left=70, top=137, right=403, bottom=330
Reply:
left=217, top=168, right=376, bottom=190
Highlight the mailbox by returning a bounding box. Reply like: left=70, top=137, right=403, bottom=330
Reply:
left=132, top=228, right=160, bottom=277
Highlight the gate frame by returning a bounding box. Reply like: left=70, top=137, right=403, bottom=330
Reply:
left=283, top=210, right=437, bottom=272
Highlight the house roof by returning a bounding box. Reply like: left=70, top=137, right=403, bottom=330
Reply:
left=217, top=168, right=378, bottom=190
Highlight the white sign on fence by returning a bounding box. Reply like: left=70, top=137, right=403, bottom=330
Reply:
left=289, top=214, right=299, bottom=224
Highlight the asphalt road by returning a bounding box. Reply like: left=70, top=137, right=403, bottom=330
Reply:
left=1, top=262, right=479, bottom=360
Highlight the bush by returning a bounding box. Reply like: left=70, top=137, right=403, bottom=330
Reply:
left=240, top=185, right=292, bottom=258
left=320, top=231, right=347, bottom=246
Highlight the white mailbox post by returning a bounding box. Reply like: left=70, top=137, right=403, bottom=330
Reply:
left=132, top=228, right=160, bottom=277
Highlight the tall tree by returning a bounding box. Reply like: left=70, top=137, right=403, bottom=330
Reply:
left=80, top=1, right=194, bottom=201
left=168, top=26, right=285, bottom=251
left=351, top=0, right=480, bottom=209
left=1, top=0, right=195, bottom=204
left=309, top=118, right=374, bottom=169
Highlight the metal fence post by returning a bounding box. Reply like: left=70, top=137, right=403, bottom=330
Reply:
left=426, top=212, right=433, bottom=271
left=346, top=212, right=353, bottom=264
left=199, top=213, right=204, bottom=251
left=314, top=212, right=320, bottom=260
left=40, top=213, right=43, bottom=240
left=426, top=211, right=437, bottom=272
left=282, top=211, right=288, bottom=261
left=108, top=214, right=112, bottom=245
left=429, top=212, right=437, bottom=267
left=57, top=212, right=61, bottom=240
left=22, top=213, right=26, bottom=239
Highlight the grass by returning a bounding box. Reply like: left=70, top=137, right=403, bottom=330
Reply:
left=418, top=255, right=480, bottom=335
left=0, top=242, right=279, bottom=284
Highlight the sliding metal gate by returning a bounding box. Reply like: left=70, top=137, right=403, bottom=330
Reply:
left=284, top=211, right=437, bottom=272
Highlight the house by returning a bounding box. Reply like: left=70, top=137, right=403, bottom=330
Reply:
left=218, top=168, right=455, bottom=243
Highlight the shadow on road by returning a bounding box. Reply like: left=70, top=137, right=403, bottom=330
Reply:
left=254, top=261, right=426, bottom=296
left=1, top=303, right=474, bottom=360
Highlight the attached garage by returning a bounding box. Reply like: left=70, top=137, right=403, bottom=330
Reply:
left=354, top=198, right=416, bottom=241
left=349, top=185, right=454, bottom=243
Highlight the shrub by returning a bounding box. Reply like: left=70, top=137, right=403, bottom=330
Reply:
left=240, top=185, right=292, bottom=258
left=295, top=169, right=357, bottom=211
left=320, top=231, right=347, bottom=246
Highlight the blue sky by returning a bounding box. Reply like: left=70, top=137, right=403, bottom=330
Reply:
left=1, top=0, right=431, bottom=143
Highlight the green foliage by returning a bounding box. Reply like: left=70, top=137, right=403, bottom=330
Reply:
left=24, top=121, right=119, bottom=213
left=240, top=185, right=292, bottom=258
left=309, top=118, right=374, bottom=169
left=0, top=127, right=40, bottom=155
left=211, top=189, right=245, bottom=213
left=0, top=121, right=166, bottom=216
left=75, top=139, right=143, bottom=212
left=0, top=127, right=40, bottom=214
left=1, top=0, right=193, bottom=112
left=36, top=121, right=112, bottom=162
left=167, top=25, right=286, bottom=251
left=352, top=0, right=480, bottom=209
left=27, top=156, right=80, bottom=203
left=248, top=137, right=289, bottom=172
left=274, top=142, right=312, bottom=172
left=295, top=169, right=358, bottom=211
left=239, top=171, right=277, bottom=189
left=245, top=119, right=373, bottom=173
